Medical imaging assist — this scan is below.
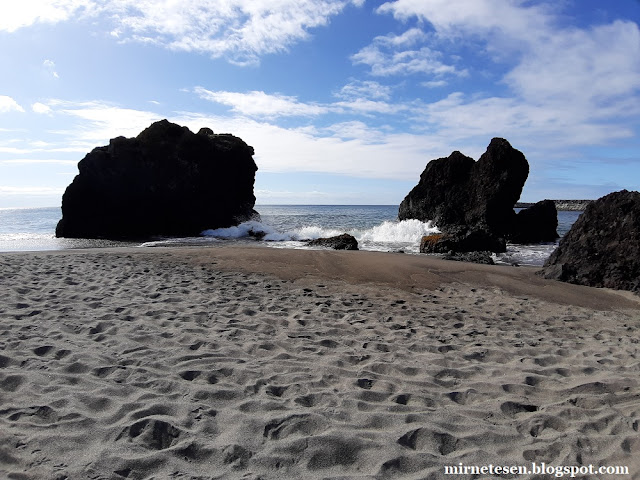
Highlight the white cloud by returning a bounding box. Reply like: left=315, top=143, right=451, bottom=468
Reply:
left=333, top=98, right=406, bottom=115
left=374, top=0, right=640, bottom=150
left=377, top=0, right=553, bottom=45
left=195, top=86, right=407, bottom=118
left=0, top=96, right=25, bottom=113
left=336, top=80, right=392, bottom=101
left=174, top=111, right=447, bottom=181
left=32, top=102, right=53, bottom=115
left=505, top=20, right=640, bottom=110
left=194, top=88, right=329, bottom=117
left=419, top=92, right=635, bottom=150
left=1, top=1, right=363, bottom=64
left=351, top=28, right=464, bottom=77
left=0, top=0, right=92, bottom=32
left=48, top=100, right=163, bottom=145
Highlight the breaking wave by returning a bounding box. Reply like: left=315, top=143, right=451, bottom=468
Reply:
left=200, top=218, right=439, bottom=252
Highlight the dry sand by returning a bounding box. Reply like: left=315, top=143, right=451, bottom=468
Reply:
left=0, top=245, right=639, bottom=479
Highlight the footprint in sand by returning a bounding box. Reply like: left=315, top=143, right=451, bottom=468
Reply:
left=117, top=419, right=182, bottom=450
left=397, top=428, right=459, bottom=455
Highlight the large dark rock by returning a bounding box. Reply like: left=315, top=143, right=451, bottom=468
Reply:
left=539, top=190, right=640, bottom=292
left=306, top=234, right=359, bottom=250
left=510, top=199, right=559, bottom=244
left=399, top=138, right=529, bottom=252
left=56, top=120, right=258, bottom=239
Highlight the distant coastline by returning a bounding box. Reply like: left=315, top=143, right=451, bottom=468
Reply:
left=515, top=200, right=592, bottom=211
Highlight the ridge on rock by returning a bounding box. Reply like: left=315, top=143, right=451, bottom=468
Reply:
left=539, top=190, right=640, bottom=293
left=399, top=138, right=529, bottom=253
left=56, top=120, right=258, bottom=239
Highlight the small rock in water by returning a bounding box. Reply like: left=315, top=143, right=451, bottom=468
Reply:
left=306, top=234, right=359, bottom=250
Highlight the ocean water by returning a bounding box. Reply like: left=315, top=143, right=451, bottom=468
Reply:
left=0, top=205, right=582, bottom=266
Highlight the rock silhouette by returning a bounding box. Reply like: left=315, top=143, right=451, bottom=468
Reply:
left=56, top=120, right=258, bottom=239
left=401, top=138, right=529, bottom=253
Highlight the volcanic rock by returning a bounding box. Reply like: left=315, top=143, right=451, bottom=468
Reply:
left=510, top=199, right=559, bottom=244
left=307, top=234, right=359, bottom=250
left=442, top=251, right=495, bottom=265
left=56, top=120, right=258, bottom=239
left=399, top=138, right=529, bottom=252
left=539, top=190, right=640, bottom=292
left=419, top=229, right=506, bottom=254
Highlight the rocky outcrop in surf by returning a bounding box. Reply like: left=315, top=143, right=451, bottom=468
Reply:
left=540, top=190, right=640, bottom=292
left=307, top=234, right=359, bottom=250
left=56, top=120, right=258, bottom=239
left=402, top=138, right=562, bottom=253
left=401, top=138, right=529, bottom=253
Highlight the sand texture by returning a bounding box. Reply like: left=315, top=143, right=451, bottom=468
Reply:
left=1, top=246, right=639, bottom=479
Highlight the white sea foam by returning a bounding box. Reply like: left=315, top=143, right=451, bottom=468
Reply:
left=496, top=243, right=558, bottom=266
left=201, top=220, right=271, bottom=239
left=200, top=218, right=439, bottom=253
left=357, top=219, right=439, bottom=244
left=293, top=226, right=344, bottom=240
left=202, top=221, right=344, bottom=242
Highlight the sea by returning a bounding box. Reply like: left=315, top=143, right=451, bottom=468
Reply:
left=0, top=205, right=582, bottom=266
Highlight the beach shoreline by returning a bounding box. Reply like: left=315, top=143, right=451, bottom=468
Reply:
left=1, top=246, right=639, bottom=479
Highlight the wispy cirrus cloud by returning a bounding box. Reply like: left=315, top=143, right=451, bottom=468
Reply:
left=47, top=99, right=162, bottom=145
left=0, top=0, right=92, bottom=32
left=0, top=0, right=364, bottom=65
left=370, top=0, right=640, bottom=150
left=194, top=88, right=330, bottom=118
left=195, top=83, right=409, bottom=119
left=351, top=28, right=464, bottom=78
left=377, top=0, right=553, bottom=44
left=110, top=0, right=363, bottom=65
left=335, top=80, right=393, bottom=101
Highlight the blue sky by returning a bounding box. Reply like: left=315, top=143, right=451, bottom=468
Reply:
left=1, top=0, right=639, bottom=207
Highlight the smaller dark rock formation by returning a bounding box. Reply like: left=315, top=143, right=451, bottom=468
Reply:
left=56, top=120, right=258, bottom=239
left=399, top=138, right=529, bottom=253
left=420, top=230, right=505, bottom=254
left=539, top=190, right=640, bottom=292
left=306, top=234, right=359, bottom=250
left=510, top=199, right=559, bottom=244
left=442, top=251, right=495, bottom=265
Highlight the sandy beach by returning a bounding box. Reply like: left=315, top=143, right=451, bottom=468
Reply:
left=1, top=245, right=639, bottom=479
